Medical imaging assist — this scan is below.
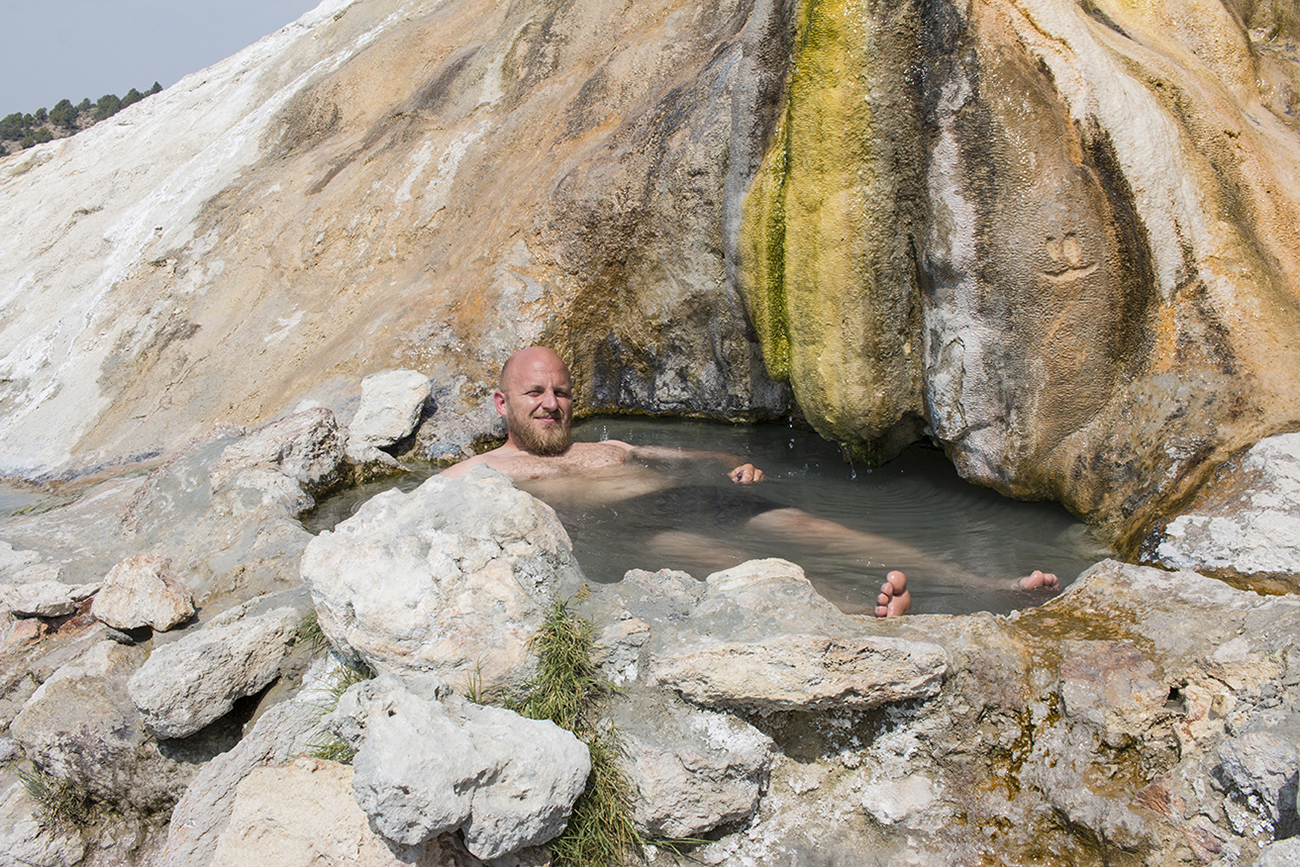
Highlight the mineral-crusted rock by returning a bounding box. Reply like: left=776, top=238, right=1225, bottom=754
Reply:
left=0, top=580, right=97, bottom=618
left=860, top=773, right=937, bottom=826
left=208, top=408, right=346, bottom=495
left=612, top=690, right=774, bottom=838
left=636, top=560, right=947, bottom=712
left=345, top=369, right=431, bottom=458
left=0, top=542, right=41, bottom=579
left=161, top=657, right=336, bottom=867
left=302, top=466, right=584, bottom=688
left=0, top=781, right=86, bottom=867
left=91, top=554, right=194, bottom=632
left=1142, top=432, right=1300, bottom=592
left=209, top=758, right=434, bottom=867
left=10, top=641, right=192, bottom=810
left=128, top=596, right=305, bottom=739
left=1258, top=837, right=1300, bottom=867
left=1217, top=731, right=1300, bottom=838
left=652, top=632, right=947, bottom=713
left=1058, top=639, right=1170, bottom=745
left=329, top=673, right=590, bottom=860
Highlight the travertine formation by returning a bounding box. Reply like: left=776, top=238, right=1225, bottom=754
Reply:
left=0, top=0, right=1294, bottom=547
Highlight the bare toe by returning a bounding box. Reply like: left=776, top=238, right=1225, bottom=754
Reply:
left=1017, top=570, right=1061, bottom=592
left=875, top=570, right=911, bottom=618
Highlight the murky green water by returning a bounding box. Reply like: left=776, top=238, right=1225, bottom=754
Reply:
left=303, top=418, right=1110, bottom=616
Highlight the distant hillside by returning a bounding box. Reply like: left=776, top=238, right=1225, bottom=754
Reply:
left=0, top=83, right=161, bottom=156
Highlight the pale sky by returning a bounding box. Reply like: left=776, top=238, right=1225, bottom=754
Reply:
left=0, top=0, right=324, bottom=115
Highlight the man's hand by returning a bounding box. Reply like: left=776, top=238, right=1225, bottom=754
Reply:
left=729, top=463, right=764, bottom=484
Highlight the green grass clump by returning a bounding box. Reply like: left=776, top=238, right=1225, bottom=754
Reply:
left=513, top=598, right=641, bottom=867
left=17, top=767, right=90, bottom=828
left=307, top=656, right=376, bottom=764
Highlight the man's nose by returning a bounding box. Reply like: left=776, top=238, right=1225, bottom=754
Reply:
left=540, top=389, right=559, bottom=410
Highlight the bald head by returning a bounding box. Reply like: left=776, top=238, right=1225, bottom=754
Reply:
left=495, top=346, right=574, bottom=456
left=499, top=346, right=569, bottom=391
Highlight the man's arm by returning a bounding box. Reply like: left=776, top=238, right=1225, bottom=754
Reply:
left=625, top=445, right=765, bottom=484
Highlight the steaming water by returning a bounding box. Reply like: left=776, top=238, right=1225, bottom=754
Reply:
left=303, top=418, right=1111, bottom=616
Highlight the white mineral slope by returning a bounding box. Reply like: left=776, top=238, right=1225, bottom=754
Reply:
left=0, top=0, right=376, bottom=478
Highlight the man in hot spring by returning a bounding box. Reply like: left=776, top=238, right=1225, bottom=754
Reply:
left=441, top=346, right=1060, bottom=617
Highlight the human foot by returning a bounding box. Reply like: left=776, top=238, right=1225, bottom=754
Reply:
left=875, top=570, right=911, bottom=618
left=1016, top=570, right=1060, bottom=591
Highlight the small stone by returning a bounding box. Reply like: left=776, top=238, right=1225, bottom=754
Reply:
left=91, top=554, right=195, bottom=632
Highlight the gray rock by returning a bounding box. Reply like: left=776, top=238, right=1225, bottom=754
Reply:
left=0, top=543, right=42, bottom=580
left=345, top=369, right=431, bottom=457
left=613, top=689, right=774, bottom=838
left=652, top=631, right=947, bottom=713
left=302, top=466, right=584, bottom=690
left=91, top=554, right=194, bottom=632
left=0, top=781, right=86, bottom=867
left=1143, top=432, right=1300, bottom=590
left=209, top=408, right=346, bottom=496
left=637, top=560, right=947, bottom=713
left=128, top=598, right=304, bottom=739
left=0, top=580, right=97, bottom=618
left=329, top=673, right=590, bottom=860
left=10, top=641, right=192, bottom=810
left=1257, top=837, right=1300, bottom=867
left=209, top=757, right=467, bottom=867
left=161, top=656, right=337, bottom=867
left=1218, top=731, right=1300, bottom=837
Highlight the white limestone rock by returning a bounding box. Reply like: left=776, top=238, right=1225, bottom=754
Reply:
left=346, top=369, right=431, bottom=454
left=612, top=692, right=774, bottom=838
left=91, top=554, right=194, bottom=632
left=161, top=656, right=339, bottom=867
left=0, top=580, right=98, bottom=618
left=0, top=542, right=41, bottom=580
left=128, top=596, right=305, bottom=739
left=1144, top=433, right=1300, bottom=588
left=643, top=560, right=947, bottom=713
left=329, top=673, right=590, bottom=860
left=209, top=757, right=452, bottom=867
left=208, top=407, right=346, bottom=495
left=301, top=466, right=584, bottom=689
left=651, top=631, right=947, bottom=713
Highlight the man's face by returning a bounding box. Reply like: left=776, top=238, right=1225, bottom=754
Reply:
left=497, top=351, right=574, bottom=456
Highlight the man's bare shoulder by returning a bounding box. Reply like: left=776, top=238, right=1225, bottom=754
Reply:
left=441, top=440, right=634, bottom=481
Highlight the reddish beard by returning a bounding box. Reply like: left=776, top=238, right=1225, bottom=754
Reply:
left=511, top=413, right=573, bottom=456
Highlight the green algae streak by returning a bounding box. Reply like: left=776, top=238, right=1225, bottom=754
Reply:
left=739, top=0, right=924, bottom=463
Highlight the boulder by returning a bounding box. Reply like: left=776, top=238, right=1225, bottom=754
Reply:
left=208, top=408, right=346, bottom=496
left=128, top=595, right=305, bottom=739
left=329, top=673, right=590, bottom=861
left=208, top=758, right=443, bottom=867
left=91, top=554, right=194, bottom=632
left=651, top=632, right=947, bottom=714
left=0, top=580, right=97, bottom=618
left=9, top=641, right=192, bottom=810
left=161, top=656, right=337, bottom=867
left=618, top=559, right=948, bottom=713
left=302, top=466, right=584, bottom=689
left=612, top=691, right=774, bottom=838
left=1142, top=432, right=1300, bottom=592
left=345, top=369, right=432, bottom=461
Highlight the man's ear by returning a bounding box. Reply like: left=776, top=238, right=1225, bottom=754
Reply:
left=493, top=390, right=508, bottom=417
